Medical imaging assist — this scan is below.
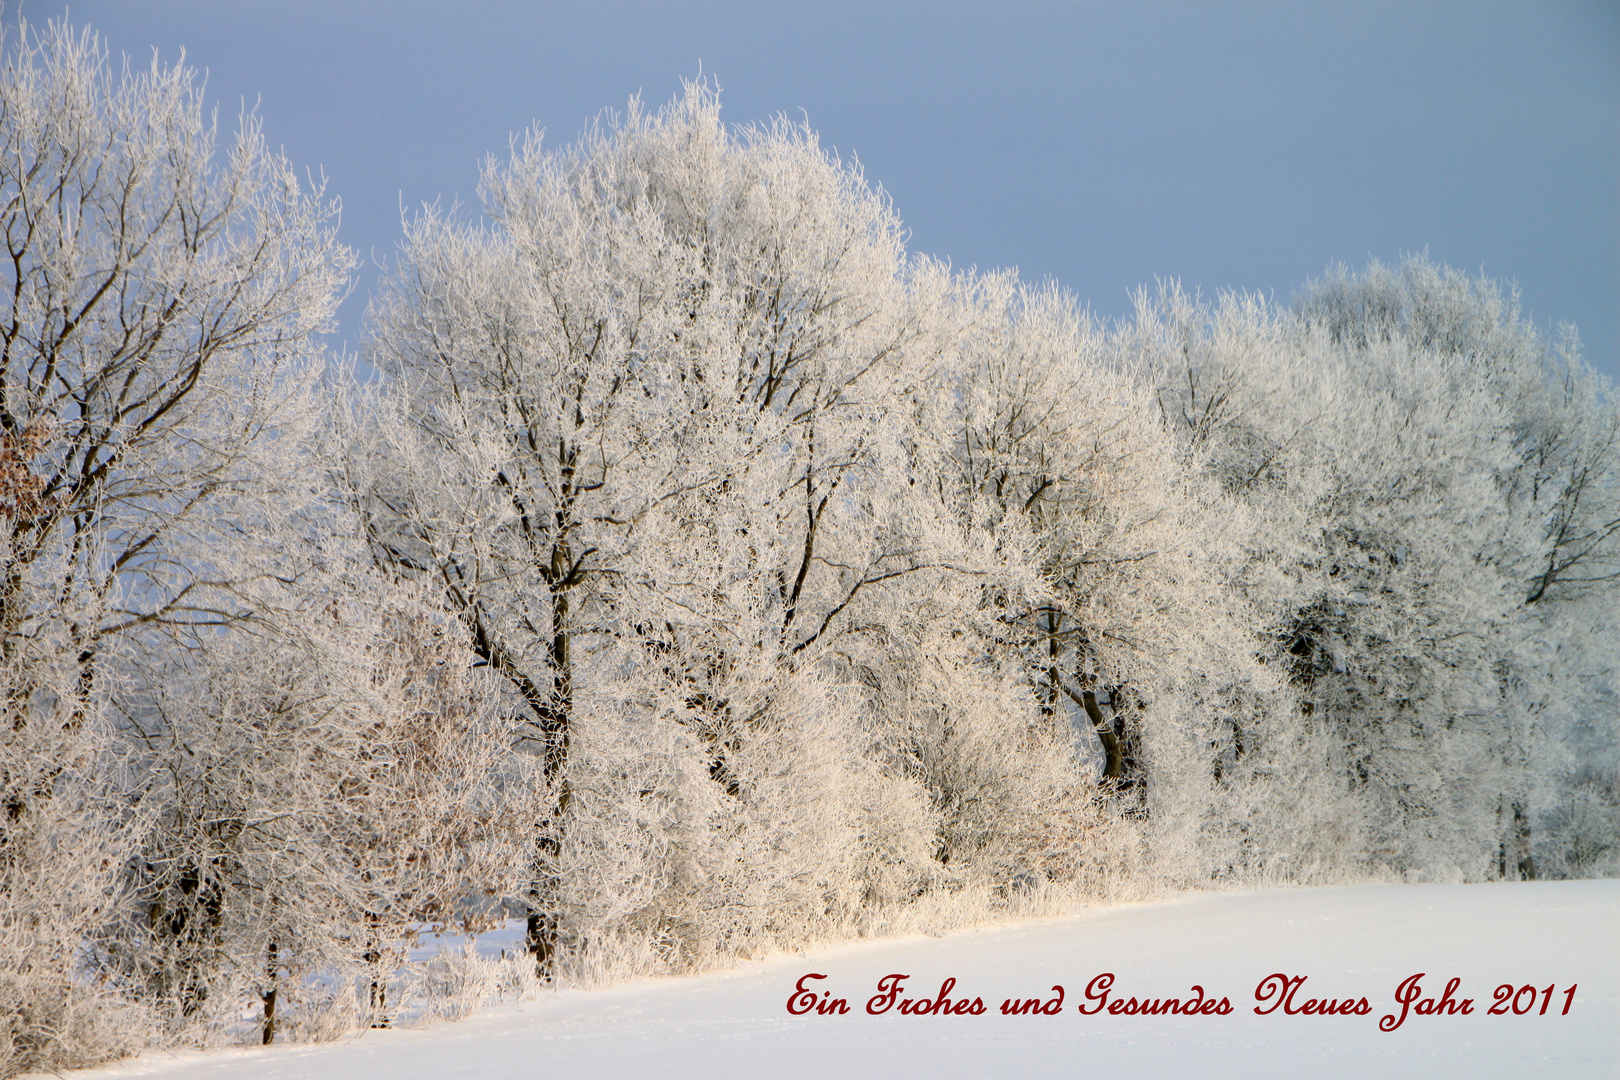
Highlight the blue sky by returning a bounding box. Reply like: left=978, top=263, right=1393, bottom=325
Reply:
left=57, top=1, right=1620, bottom=381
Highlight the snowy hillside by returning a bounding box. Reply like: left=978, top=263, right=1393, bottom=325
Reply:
left=43, top=881, right=1618, bottom=1080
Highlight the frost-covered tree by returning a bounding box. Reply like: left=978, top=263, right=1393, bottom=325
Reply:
left=0, top=15, right=348, bottom=1073
left=355, top=83, right=965, bottom=969
left=352, top=173, right=650, bottom=973
left=1292, top=258, right=1620, bottom=877
left=1137, top=281, right=1513, bottom=878
left=1131, top=259, right=1619, bottom=881
left=0, top=17, right=348, bottom=698
left=912, top=275, right=1350, bottom=890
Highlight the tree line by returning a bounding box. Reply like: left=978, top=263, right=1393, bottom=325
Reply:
left=2, top=18, right=1615, bottom=1076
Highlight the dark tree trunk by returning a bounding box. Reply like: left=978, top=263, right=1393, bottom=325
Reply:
left=1078, top=688, right=1125, bottom=780
left=526, top=577, right=574, bottom=979
left=261, top=941, right=278, bottom=1045
left=365, top=913, right=389, bottom=1027
left=1499, top=799, right=1536, bottom=881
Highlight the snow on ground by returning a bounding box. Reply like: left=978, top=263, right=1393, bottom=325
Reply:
left=44, top=881, right=1618, bottom=1080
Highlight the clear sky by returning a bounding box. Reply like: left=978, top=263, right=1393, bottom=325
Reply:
left=49, top=1, right=1620, bottom=382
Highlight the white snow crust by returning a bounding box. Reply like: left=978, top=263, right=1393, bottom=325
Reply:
left=40, top=881, right=1617, bottom=1080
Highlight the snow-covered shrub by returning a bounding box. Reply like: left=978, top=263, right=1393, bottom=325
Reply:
left=106, top=575, right=539, bottom=1041
left=0, top=659, right=151, bottom=1078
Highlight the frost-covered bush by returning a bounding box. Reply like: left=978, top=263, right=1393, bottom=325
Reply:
left=0, top=657, right=152, bottom=1078
left=103, top=575, right=540, bottom=1042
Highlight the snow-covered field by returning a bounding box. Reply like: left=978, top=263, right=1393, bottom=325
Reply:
left=44, top=881, right=1617, bottom=1080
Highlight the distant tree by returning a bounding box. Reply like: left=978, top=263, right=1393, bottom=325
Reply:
left=919, top=276, right=1346, bottom=889
left=1137, top=258, right=1619, bottom=881
left=1292, top=258, right=1620, bottom=877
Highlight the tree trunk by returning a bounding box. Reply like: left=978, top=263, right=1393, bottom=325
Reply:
left=365, top=913, right=389, bottom=1027
left=261, top=941, right=278, bottom=1045
left=526, top=581, right=574, bottom=978
left=1078, top=689, right=1126, bottom=781
left=1499, top=799, right=1536, bottom=881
